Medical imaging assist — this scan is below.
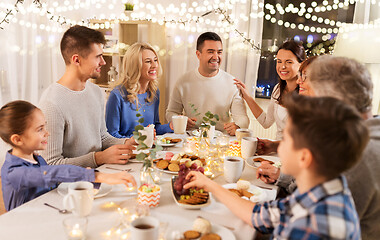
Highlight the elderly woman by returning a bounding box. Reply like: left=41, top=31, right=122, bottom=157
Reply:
left=257, top=55, right=380, bottom=239
left=105, top=43, right=173, bottom=138
left=235, top=40, right=306, bottom=140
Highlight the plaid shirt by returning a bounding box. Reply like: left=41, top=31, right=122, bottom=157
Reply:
left=252, top=175, right=361, bottom=240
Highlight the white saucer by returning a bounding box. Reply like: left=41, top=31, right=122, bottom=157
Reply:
left=245, top=155, right=281, bottom=168
left=57, top=182, right=112, bottom=199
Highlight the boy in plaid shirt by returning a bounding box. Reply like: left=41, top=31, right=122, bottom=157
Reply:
left=185, top=94, right=369, bottom=239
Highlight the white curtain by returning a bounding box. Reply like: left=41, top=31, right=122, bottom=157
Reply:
left=333, top=0, right=380, bottom=115
left=0, top=1, right=65, bottom=106
left=1, top=0, right=263, bottom=109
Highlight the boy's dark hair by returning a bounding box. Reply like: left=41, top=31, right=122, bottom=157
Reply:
left=196, top=32, right=222, bottom=51
left=0, top=100, right=38, bottom=147
left=60, top=25, right=106, bottom=65
left=284, top=94, right=369, bottom=179
left=274, top=40, right=306, bottom=105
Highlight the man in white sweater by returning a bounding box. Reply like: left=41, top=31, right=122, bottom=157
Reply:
left=39, top=25, right=135, bottom=168
left=166, top=32, right=249, bottom=135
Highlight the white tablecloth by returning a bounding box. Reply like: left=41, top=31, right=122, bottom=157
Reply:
left=0, top=136, right=278, bottom=240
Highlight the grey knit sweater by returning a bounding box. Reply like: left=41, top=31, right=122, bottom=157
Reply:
left=38, top=82, right=125, bottom=168
left=345, top=116, right=380, bottom=240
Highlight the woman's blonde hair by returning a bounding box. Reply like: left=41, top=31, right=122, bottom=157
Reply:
left=115, top=42, right=162, bottom=108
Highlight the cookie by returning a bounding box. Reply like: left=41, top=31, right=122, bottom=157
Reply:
left=170, top=138, right=182, bottom=143
left=228, top=188, right=243, bottom=197
left=183, top=230, right=201, bottom=239
left=241, top=189, right=254, bottom=198
left=193, top=192, right=209, bottom=199
left=168, top=163, right=180, bottom=172
left=153, top=158, right=163, bottom=163
left=179, top=197, right=206, bottom=205
left=200, top=233, right=221, bottom=240
left=156, top=160, right=169, bottom=170
left=254, top=157, right=274, bottom=165
left=170, top=159, right=180, bottom=165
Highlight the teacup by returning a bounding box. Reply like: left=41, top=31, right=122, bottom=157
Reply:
left=63, top=181, right=94, bottom=217
left=131, top=216, right=160, bottom=240
left=235, top=128, right=253, bottom=141
left=224, top=156, right=245, bottom=183
left=172, top=115, right=188, bottom=134
left=241, top=137, right=258, bottom=159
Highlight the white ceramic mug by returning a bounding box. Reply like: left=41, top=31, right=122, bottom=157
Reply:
left=131, top=216, right=160, bottom=240
left=140, top=125, right=154, bottom=148
left=172, top=115, right=188, bottom=134
left=241, top=137, right=258, bottom=159
left=224, top=156, right=245, bottom=183
left=235, top=128, right=253, bottom=141
left=63, top=181, right=94, bottom=217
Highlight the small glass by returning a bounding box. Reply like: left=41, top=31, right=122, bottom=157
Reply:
left=140, top=159, right=161, bottom=185
left=216, top=135, right=230, bottom=162
left=119, top=203, right=150, bottom=228
left=63, top=216, right=87, bottom=240
left=159, top=222, right=168, bottom=240
left=183, top=137, right=199, bottom=155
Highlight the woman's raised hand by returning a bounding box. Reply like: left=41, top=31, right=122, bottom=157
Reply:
left=233, top=79, right=250, bottom=100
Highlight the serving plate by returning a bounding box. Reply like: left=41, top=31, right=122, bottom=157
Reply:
left=152, top=151, right=180, bottom=175
left=170, top=176, right=211, bottom=209
left=154, top=165, right=179, bottom=175
left=222, top=183, right=268, bottom=203
left=156, top=138, right=184, bottom=147
left=166, top=220, right=235, bottom=240
left=57, top=182, right=112, bottom=199
left=245, top=155, right=281, bottom=168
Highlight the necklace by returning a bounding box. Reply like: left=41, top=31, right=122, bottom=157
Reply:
left=137, top=100, right=147, bottom=112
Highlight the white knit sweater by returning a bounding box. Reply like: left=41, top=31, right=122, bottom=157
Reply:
left=38, top=81, right=125, bottom=168
left=256, top=84, right=288, bottom=140
left=166, top=69, right=249, bottom=132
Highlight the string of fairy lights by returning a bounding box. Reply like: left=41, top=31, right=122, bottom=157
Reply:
left=1, top=0, right=380, bottom=53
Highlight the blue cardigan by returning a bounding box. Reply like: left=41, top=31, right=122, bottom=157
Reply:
left=1, top=151, right=95, bottom=211
left=105, top=87, right=172, bottom=138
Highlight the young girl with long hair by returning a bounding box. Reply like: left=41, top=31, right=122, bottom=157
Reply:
left=0, top=100, right=136, bottom=211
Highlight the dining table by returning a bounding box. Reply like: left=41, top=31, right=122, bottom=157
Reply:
left=0, top=133, right=278, bottom=240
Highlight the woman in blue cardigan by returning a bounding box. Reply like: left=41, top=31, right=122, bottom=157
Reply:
left=106, top=42, right=173, bottom=138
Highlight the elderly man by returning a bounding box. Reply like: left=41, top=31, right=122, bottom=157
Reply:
left=257, top=55, right=380, bottom=239
left=166, top=32, right=249, bottom=136
left=39, top=25, right=135, bottom=168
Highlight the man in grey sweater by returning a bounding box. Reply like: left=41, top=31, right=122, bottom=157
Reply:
left=39, top=25, right=135, bottom=168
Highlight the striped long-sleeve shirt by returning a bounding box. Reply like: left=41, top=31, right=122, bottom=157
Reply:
left=252, top=175, right=361, bottom=240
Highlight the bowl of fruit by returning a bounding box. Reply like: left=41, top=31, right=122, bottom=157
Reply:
left=171, top=163, right=210, bottom=209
